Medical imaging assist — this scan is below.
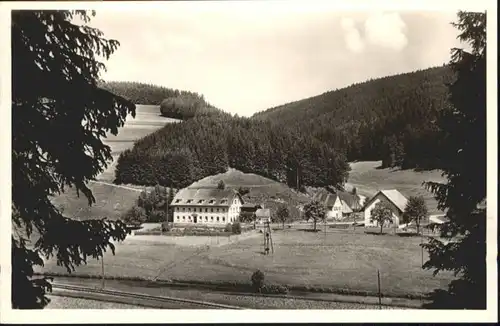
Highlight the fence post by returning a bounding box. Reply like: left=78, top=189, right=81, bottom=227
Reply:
left=377, top=269, right=382, bottom=309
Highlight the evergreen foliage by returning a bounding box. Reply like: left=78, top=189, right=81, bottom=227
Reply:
left=99, top=81, right=199, bottom=106
left=253, top=66, right=456, bottom=170
left=11, top=10, right=135, bottom=309
left=121, top=185, right=174, bottom=225
left=114, top=114, right=351, bottom=190
left=422, top=11, right=487, bottom=309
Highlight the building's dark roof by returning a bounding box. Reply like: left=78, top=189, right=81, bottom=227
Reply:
left=170, top=188, right=243, bottom=207
left=242, top=203, right=262, bottom=209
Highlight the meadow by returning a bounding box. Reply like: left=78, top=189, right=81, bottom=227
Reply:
left=40, top=229, right=452, bottom=298
left=98, top=104, right=180, bottom=182
left=346, top=161, right=446, bottom=215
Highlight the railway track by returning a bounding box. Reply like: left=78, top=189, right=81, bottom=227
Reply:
left=51, top=283, right=244, bottom=309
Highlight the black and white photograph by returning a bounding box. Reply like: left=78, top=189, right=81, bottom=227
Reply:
left=0, top=0, right=497, bottom=323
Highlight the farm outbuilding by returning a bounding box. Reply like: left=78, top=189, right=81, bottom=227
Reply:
left=363, top=189, right=408, bottom=228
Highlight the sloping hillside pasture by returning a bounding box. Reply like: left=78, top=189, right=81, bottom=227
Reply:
left=39, top=230, right=452, bottom=298
left=50, top=104, right=177, bottom=221
left=188, top=169, right=311, bottom=219
left=98, top=104, right=180, bottom=182
left=50, top=182, right=145, bottom=221
left=346, top=161, right=446, bottom=216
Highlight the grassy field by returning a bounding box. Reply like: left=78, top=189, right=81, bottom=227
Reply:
left=50, top=182, right=145, bottom=221
left=98, top=104, right=180, bottom=182
left=50, top=104, right=178, bottom=220
left=39, top=230, right=452, bottom=297
left=346, top=161, right=446, bottom=215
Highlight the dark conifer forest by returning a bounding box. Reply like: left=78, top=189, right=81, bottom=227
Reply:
left=253, top=65, right=455, bottom=170
left=113, top=65, right=454, bottom=189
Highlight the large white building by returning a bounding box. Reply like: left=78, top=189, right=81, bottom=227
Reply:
left=170, top=188, right=243, bottom=226
left=363, top=189, right=408, bottom=228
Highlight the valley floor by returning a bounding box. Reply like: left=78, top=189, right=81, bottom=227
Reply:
left=39, top=228, right=452, bottom=299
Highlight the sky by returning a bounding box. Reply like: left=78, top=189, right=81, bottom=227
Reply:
left=85, top=5, right=464, bottom=117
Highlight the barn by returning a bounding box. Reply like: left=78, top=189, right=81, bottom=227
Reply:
left=363, top=189, right=408, bottom=228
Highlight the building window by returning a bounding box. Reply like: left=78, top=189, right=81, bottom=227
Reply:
left=217, top=208, right=219, bottom=212
left=205, top=208, right=208, bottom=212
left=183, top=216, right=185, bottom=220
left=194, top=208, right=197, bottom=212
left=211, top=216, right=214, bottom=221
left=222, top=217, right=225, bottom=222
left=182, top=208, right=185, bottom=212
left=205, top=216, right=208, bottom=221
left=177, top=216, right=180, bottom=221
left=211, top=208, right=213, bottom=212
left=217, top=216, right=220, bottom=222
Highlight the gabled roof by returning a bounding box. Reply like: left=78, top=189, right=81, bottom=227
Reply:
left=255, top=208, right=271, bottom=218
left=363, top=189, right=408, bottom=213
left=170, top=188, right=243, bottom=207
left=312, top=189, right=361, bottom=210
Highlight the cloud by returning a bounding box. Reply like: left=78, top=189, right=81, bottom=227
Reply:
left=340, top=17, right=365, bottom=53
left=364, top=12, right=408, bottom=51
left=84, top=10, right=460, bottom=116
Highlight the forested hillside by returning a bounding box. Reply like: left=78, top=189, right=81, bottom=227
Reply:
left=114, top=112, right=350, bottom=191
left=252, top=66, right=455, bottom=170
left=99, top=81, right=221, bottom=119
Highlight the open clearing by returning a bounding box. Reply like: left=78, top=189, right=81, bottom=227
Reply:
left=346, top=161, right=446, bottom=215
left=40, top=229, right=452, bottom=298
left=98, top=104, right=180, bottom=182
left=50, top=182, right=146, bottom=221
left=50, top=104, right=177, bottom=220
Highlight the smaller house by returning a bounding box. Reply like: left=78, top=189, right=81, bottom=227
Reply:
left=255, top=208, right=271, bottom=224
left=313, top=189, right=362, bottom=221
left=363, top=189, right=408, bottom=228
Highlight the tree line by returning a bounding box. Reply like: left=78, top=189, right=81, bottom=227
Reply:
left=98, top=81, right=203, bottom=106
left=252, top=65, right=456, bottom=170
left=114, top=112, right=351, bottom=191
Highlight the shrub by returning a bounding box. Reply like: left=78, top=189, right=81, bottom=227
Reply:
left=251, top=270, right=265, bottom=292
left=161, top=222, right=171, bottom=232
left=231, top=222, right=242, bottom=234
left=262, top=284, right=290, bottom=294
left=224, top=223, right=232, bottom=233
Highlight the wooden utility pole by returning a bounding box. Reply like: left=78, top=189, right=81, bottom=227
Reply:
left=377, top=270, right=382, bottom=309
left=101, top=255, right=105, bottom=289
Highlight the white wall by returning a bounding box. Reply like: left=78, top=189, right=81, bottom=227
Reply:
left=363, top=193, right=402, bottom=227
left=172, top=196, right=243, bottom=226
left=326, top=197, right=343, bottom=221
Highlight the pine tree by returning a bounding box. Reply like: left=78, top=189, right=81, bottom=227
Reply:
left=423, top=11, right=487, bottom=309
left=11, top=10, right=135, bottom=308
